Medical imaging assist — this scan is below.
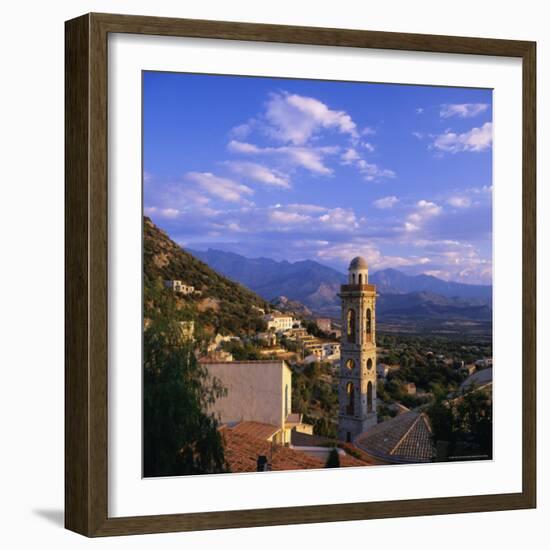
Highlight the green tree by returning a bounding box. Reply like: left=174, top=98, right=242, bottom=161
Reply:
left=143, top=289, right=228, bottom=477
left=325, top=448, right=340, bottom=468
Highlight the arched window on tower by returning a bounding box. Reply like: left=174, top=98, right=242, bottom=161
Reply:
left=367, top=358, right=373, bottom=370
left=347, top=309, right=356, bottom=343
left=366, top=308, right=372, bottom=335
left=358, top=273, right=362, bottom=284
left=345, top=359, right=355, bottom=370
left=367, top=381, right=373, bottom=413
left=346, top=382, right=355, bottom=416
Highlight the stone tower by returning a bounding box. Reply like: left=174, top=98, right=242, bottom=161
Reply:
left=338, top=256, right=377, bottom=443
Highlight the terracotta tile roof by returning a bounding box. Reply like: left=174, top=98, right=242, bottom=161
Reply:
left=338, top=449, right=375, bottom=467
left=231, top=421, right=280, bottom=441
left=220, top=427, right=374, bottom=472
left=221, top=428, right=323, bottom=472
left=355, top=411, right=435, bottom=463
left=290, top=432, right=376, bottom=467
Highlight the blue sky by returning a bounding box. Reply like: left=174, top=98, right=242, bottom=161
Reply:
left=143, top=71, right=493, bottom=284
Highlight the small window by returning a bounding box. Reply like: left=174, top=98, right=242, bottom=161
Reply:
left=346, top=359, right=355, bottom=370
left=367, top=358, right=373, bottom=370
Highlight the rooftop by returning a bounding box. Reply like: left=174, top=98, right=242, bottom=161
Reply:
left=221, top=427, right=324, bottom=472
left=231, top=421, right=281, bottom=441
left=460, top=367, right=493, bottom=392
left=355, top=411, right=435, bottom=464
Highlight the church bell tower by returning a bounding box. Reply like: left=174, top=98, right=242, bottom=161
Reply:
left=338, top=256, right=377, bottom=443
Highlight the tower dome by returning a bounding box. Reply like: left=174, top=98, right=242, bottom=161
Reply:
left=349, top=256, right=368, bottom=270
left=348, top=256, right=369, bottom=285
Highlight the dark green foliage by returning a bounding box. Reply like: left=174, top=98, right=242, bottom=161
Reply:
left=221, top=340, right=263, bottom=360
left=143, top=291, right=228, bottom=477
left=304, top=320, right=330, bottom=339
left=426, top=388, right=492, bottom=460
left=325, top=448, right=340, bottom=468
left=291, top=362, right=338, bottom=438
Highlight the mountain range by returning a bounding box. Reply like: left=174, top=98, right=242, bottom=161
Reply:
left=189, top=248, right=493, bottom=323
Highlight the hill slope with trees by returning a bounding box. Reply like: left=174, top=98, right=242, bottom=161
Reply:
left=144, top=216, right=268, bottom=337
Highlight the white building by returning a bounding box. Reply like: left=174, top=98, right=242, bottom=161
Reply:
left=377, top=363, right=390, bottom=378
left=203, top=360, right=306, bottom=445
left=264, top=313, right=294, bottom=332
left=164, top=280, right=195, bottom=295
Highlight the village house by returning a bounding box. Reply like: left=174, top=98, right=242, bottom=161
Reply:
left=164, top=280, right=195, bottom=295
left=475, top=357, right=493, bottom=368
left=460, top=363, right=477, bottom=376
left=377, top=363, right=390, bottom=379
left=202, top=360, right=312, bottom=445
left=263, top=312, right=295, bottom=332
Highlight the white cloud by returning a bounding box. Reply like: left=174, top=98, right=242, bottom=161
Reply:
left=228, top=140, right=337, bottom=175
left=373, top=196, right=399, bottom=209
left=284, top=203, right=327, bottom=214
left=416, top=107, right=424, bottom=114
left=316, top=240, right=431, bottom=270
left=144, top=206, right=180, bottom=219
left=340, top=148, right=360, bottom=164
left=361, top=126, right=376, bottom=136
left=433, top=122, right=493, bottom=153
left=404, top=200, right=442, bottom=232
left=318, top=207, right=359, bottom=231
left=229, top=119, right=256, bottom=140
left=269, top=209, right=310, bottom=225
left=447, top=195, right=472, bottom=208
left=265, top=203, right=358, bottom=233
left=228, top=140, right=261, bottom=154
left=265, top=92, right=358, bottom=145
left=362, top=142, right=375, bottom=153
left=440, top=103, right=489, bottom=118
left=357, top=159, right=396, bottom=181
left=284, top=146, right=337, bottom=175
left=225, top=161, right=290, bottom=189
left=185, top=172, right=254, bottom=203
left=412, top=131, right=424, bottom=140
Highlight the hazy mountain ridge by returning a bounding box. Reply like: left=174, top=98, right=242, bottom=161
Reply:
left=370, top=268, right=492, bottom=301
left=188, top=248, right=492, bottom=320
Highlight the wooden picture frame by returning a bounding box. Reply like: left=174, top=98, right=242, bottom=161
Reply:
left=65, top=12, right=536, bottom=537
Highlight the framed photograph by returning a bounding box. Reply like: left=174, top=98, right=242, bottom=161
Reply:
left=65, top=13, right=536, bottom=536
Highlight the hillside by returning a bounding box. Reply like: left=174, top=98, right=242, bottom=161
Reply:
left=144, top=217, right=268, bottom=336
